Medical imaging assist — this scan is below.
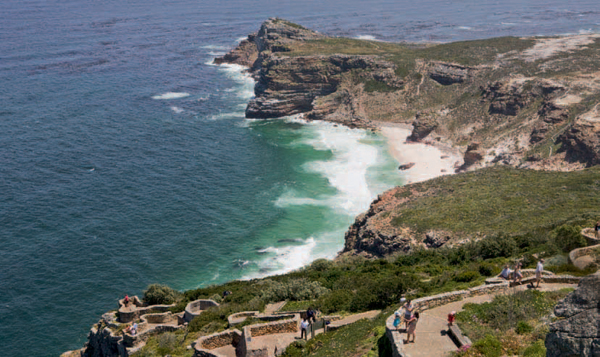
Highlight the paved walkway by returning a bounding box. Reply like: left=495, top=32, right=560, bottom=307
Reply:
left=265, top=301, right=287, bottom=315
left=400, top=283, right=577, bottom=357
left=328, top=310, right=380, bottom=330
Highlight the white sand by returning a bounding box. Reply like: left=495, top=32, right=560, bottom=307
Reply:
left=379, top=125, right=462, bottom=184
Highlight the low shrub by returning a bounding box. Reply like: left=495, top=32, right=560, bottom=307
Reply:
left=473, top=335, right=502, bottom=357
left=522, top=340, right=546, bottom=357
left=516, top=321, right=533, bottom=335
left=478, top=263, right=497, bottom=277
left=453, top=271, right=480, bottom=283
left=552, top=224, right=586, bottom=253
left=143, top=284, right=180, bottom=305
left=316, top=289, right=352, bottom=314
left=258, top=278, right=330, bottom=302
left=156, top=333, right=177, bottom=355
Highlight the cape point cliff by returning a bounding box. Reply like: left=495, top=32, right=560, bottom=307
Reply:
left=216, top=18, right=600, bottom=258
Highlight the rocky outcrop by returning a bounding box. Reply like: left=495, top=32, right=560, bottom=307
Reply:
left=559, top=107, right=600, bottom=166
left=215, top=18, right=401, bottom=123
left=428, top=62, right=472, bottom=85
left=481, top=78, right=565, bottom=116
left=408, top=112, right=438, bottom=142
left=341, top=188, right=423, bottom=258
left=456, top=142, right=484, bottom=172
left=213, top=35, right=258, bottom=68
left=546, top=271, right=600, bottom=357
left=246, top=54, right=400, bottom=120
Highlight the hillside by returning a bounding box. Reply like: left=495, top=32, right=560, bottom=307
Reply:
left=217, top=18, right=600, bottom=172
left=343, top=166, right=600, bottom=257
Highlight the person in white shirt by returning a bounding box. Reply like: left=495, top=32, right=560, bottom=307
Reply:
left=499, top=265, right=512, bottom=280
left=535, top=259, right=544, bottom=288
left=300, top=318, right=310, bottom=340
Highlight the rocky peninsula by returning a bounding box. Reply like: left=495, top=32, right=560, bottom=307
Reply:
left=215, top=18, right=600, bottom=257
left=64, top=19, right=600, bottom=357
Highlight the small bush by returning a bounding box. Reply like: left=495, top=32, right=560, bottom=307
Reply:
left=258, top=278, right=329, bottom=302
left=516, top=321, right=534, bottom=335
left=522, top=340, right=546, bottom=357
left=143, top=284, right=180, bottom=305
left=478, top=263, right=497, bottom=277
left=552, top=224, right=586, bottom=253
left=156, top=333, right=177, bottom=355
left=311, top=259, right=333, bottom=272
left=209, top=293, right=223, bottom=303
left=473, top=335, right=502, bottom=357
left=453, top=270, right=480, bottom=283
left=317, top=289, right=352, bottom=314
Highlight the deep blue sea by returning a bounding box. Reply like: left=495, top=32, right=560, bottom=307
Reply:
left=0, top=0, right=598, bottom=355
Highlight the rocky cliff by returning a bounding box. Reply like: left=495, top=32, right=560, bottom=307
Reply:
left=217, top=19, right=600, bottom=257
left=546, top=271, right=600, bottom=357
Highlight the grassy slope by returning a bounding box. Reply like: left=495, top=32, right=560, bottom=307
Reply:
left=390, top=166, right=600, bottom=235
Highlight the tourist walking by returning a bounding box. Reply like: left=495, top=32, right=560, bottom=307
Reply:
left=405, top=312, right=420, bottom=343
left=513, top=263, right=523, bottom=285
left=306, top=307, right=316, bottom=323
left=535, top=259, right=544, bottom=288
left=595, top=221, right=600, bottom=239
left=300, top=318, right=310, bottom=340
left=403, top=299, right=413, bottom=328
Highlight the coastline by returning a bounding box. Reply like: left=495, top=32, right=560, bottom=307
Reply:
left=376, top=122, right=462, bottom=184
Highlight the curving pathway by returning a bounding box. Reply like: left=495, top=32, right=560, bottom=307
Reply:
left=399, top=283, right=577, bottom=357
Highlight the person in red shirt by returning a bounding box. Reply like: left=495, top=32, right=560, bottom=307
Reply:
left=447, top=311, right=456, bottom=327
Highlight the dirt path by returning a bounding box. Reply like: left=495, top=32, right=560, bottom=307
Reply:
left=400, top=283, right=577, bottom=357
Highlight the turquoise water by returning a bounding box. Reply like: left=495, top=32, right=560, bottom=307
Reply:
left=1, top=0, right=599, bottom=355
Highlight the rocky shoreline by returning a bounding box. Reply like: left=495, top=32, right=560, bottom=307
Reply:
left=214, top=18, right=600, bottom=258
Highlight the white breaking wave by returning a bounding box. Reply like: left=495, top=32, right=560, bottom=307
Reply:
left=208, top=51, right=226, bottom=56
left=201, top=44, right=228, bottom=50
left=355, top=35, right=378, bottom=41
left=457, top=26, right=472, bottom=30
left=209, top=111, right=245, bottom=120
left=251, top=238, right=318, bottom=278
left=299, top=121, right=380, bottom=215
left=170, top=106, right=184, bottom=114
left=152, top=92, right=190, bottom=100
left=218, top=63, right=255, bottom=101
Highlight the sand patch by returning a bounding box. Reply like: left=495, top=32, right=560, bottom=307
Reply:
left=519, top=34, right=600, bottom=62
left=379, top=125, right=461, bottom=184
left=555, top=94, right=583, bottom=106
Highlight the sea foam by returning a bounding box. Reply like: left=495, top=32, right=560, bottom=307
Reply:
left=152, top=92, right=190, bottom=100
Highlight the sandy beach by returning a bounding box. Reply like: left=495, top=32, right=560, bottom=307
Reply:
left=379, top=124, right=462, bottom=184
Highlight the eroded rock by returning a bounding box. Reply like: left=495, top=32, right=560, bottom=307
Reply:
left=546, top=271, right=600, bottom=357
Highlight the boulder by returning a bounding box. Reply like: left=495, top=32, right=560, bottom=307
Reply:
left=408, top=112, right=438, bottom=142
left=398, top=162, right=416, bottom=170
left=429, top=62, right=472, bottom=85
left=546, top=271, right=600, bottom=357
left=423, top=231, right=451, bottom=248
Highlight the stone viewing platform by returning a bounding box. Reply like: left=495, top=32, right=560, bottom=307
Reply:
left=385, top=277, right=581, bottom=357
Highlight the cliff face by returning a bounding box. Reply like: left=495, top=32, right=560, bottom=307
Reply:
left=217, top=19, right=600, bottom=258
left=546, top=271, right=600, bottom=357
left=216, top=18, right=403, bottom=127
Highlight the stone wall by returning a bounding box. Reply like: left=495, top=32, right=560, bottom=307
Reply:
left=249, top=318, right=298, bottom=337
left=194, top=330, right=242, bottom=351
left=118, top=303, right=174, bottom=324
left=184, top=299, right=219, bottom=323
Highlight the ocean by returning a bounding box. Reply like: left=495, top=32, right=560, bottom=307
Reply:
left=0, top=0, right=598, bottom=355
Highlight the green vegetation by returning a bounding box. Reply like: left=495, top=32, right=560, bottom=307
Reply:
left=143, top=284, right=181, bottom=305
left=390, top=166, right=600, bottom=236
left=272, top=18, right=307, bottom=30
left=281, top=310, right=392, bottom=357
left=453, top=289, right=572, bottom=357
left=363, top=79, right=398, bottom=93
left=284, top=36, right=534, bottom=79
